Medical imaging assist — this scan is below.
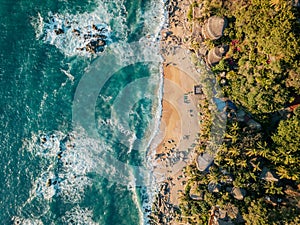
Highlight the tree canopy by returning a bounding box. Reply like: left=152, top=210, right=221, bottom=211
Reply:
left=175, top=0, right=300, bottom=224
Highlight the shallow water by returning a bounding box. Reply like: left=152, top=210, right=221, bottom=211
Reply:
left=0, top=0, right=165, bottom=224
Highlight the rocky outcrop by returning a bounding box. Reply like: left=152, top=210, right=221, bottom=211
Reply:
left=208, top=182, right=221, bottom=193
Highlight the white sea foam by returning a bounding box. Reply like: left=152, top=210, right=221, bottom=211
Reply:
left=25, top=131, right=94, bottom=204
left=60, top=68, right=74, bottom=82
left=29, top=0, right=168, bottom=223
left=31, top=0, right=132, bottom=57
left=11, top=217, right=44, bottom=225
left=37, top=92, right=48, bottom=119
left=130, top=0, right=166, bottom=223
left=142, top=64, right=164, bottom=225
left=31, top=0, right=166, bottom=59
left=25, top=128, right=138, bottom=203
left=141, top=0, right=167, bottom=41
left=62, top=206, right=98, bottom=225
left=30, top=12, right=44, bottom=39
left=43, top=12, right=111, bottom=56
left=33, top=171, right=58, bottom=200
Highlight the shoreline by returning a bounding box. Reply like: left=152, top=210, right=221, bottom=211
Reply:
left=148, top=0, right=203, bottom=223
left=149, top=0, right=300, bottom=224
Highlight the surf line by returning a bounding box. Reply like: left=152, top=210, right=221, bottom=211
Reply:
left=99, top=119, right=132, bottom=136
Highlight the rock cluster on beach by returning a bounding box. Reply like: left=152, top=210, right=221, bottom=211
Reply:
left=149, top=181, right=179, bottom=225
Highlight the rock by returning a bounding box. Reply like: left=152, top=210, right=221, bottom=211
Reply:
left=226, top=187, right=232, bottom=193
left=196, top=152, right=214, bottom=171
left=90, top=40, right=98, bottom=47
left=84, top=34, right=92, bottom=39
left=208, top=182, right=221, bottom=193
left=96, top=46, right=104, bottom=53
left=224, top=204, right=239, bottom=220
left=12, top=217, right=23, bottom=225
left=216, top=219, right=234, bottom=225
left=236, top=109, right=246, bottom=122
left=92, top=24, right=98, bottom=30
left=231, top=187, right=246, bottom=200
left=220, top=79, right=227, bottom=85
left=210, top=206, right=235, bottom=225
left=54, top=28, right=64, bottom=35
left=247, top=119, right=261, bottom=130
left=97, top=39, right=106, bottom=46
left=189, top=183, right=204, bottom=200
left=179, top=152, right=185, bottom=159
left=260, top=167, right=279, bottom=182
left=46, top=179, right=52, bottom=187
left=161, top=30, right=172, bottom=39
left=197, top=44, right=208, bottom=56
left=218, top=209, right=227, bottom=220
left=72, top=29, right=80, bottom=36
left=167, top=4, right=174, bottom=14
left=284, top=185, right=300, bottom=197
left=194, top=6, right=203, bottom=19
left=220, top=72, right=226, bottom=78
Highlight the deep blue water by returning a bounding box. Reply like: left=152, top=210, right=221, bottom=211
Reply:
left=0, top=0, right=164, bottom=224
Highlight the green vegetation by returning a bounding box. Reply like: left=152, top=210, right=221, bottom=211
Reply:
left=193, top=0, right=300, bottom=118
left=176, top=0, right=300, bottom=224
left=178, top=117, right=300, bottom=224
left=268, top=108, right=300, bottom=181
left=222, top=0, right=300, bottom=117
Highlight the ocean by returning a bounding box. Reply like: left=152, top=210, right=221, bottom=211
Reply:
left=0, top=0, right=165, bottom=224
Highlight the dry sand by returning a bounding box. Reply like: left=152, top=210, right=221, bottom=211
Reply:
left=149, top=1, right=203, bottom=223
left=152, top=62, right=201, bottom=205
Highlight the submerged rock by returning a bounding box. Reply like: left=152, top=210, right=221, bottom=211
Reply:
left=42, top=13, right=111, bottom=56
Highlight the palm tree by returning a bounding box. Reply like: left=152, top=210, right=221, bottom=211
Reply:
left=246, top=148, right=259, bottom=157
left=207, top=172, right=219, bottom=184
left=225, top=131, right=239, bottom=144
left=270, top=0, right=284, bottom=11
left=225, top=157, right=236, bottom=167
left=264, top=181, right=283, bottom=195
left=230, top=122, right=239, bottom=132
left=257, top=141, right=269, bottom=158
left=228, top=146, right=240, bottom=157
left=238, top=159, right=247, bottom=168
left=252, top=161, right=261, bottom=172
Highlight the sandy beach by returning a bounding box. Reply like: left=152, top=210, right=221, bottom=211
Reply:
left=149, top=0, right=204, bottom=221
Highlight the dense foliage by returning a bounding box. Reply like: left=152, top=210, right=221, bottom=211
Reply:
left=177, top=0, right=300, bottom=224
left=192, top=0, right=300, bottom=117
left=268, top=108, right=300, bottom=181
left=178, top=118, right=300, bottom=224
left=222, top=0, right=300, bottom=116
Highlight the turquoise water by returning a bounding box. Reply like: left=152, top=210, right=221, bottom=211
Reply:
left=0, top=0, right=164, bottom=224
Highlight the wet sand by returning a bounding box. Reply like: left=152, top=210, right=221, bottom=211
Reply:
left=149, top=0, right=203, bottom=223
